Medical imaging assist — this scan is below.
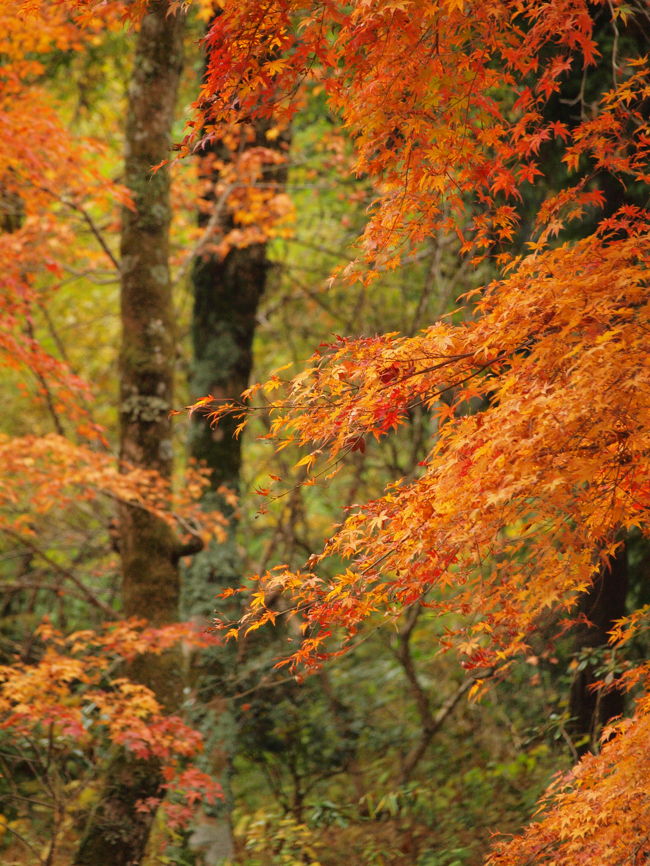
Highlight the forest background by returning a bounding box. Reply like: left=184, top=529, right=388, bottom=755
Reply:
left=0, top=1, right=648, bottom=865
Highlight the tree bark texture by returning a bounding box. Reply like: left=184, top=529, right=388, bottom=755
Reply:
left=181, top=102, right=289, bottom=863
left=188, top=127, right=285, bottom=495
left=548, top=7, right=644, bottom=757
left=568, top=545, right=628, bottom=754
left=75, top=5, right=185, bottom=865
left=184, top=115, right=289, bottom=613
left=119, top=1, right=184, bottom=635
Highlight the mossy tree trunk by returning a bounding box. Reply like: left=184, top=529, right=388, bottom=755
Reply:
left=183, top=107, right=289, bottom=634
left=187, top=111, right=289, bottom=553
left=568, top=546, right=628, bottom=755
left=118, top=0, right=184, bottom=638
left=551, top=7, right=645, bottom=758
left=181, top=89, right=290, bottom=861
left=74, top=5, right=186, bottom=864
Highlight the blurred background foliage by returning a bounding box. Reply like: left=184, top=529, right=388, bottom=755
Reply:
left=1, top=2, right=647, bottom=865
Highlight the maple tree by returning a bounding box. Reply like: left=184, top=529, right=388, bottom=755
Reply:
left=0, top=0, right=228, bottom=627
left=2, top=0, right=649, bottom=862
left=0, top=619, right=222, bottom=864
left=183, top=66, right=294, bottom=860
left=0, top=3, right=230, bottom=862
left=1, top=0, right=301, bottom=860
left=2, top=0, right=315, bottom=860
left=187, top=0, right=650, bottom=862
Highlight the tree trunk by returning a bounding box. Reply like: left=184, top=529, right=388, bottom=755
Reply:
left=119, top=0, right=184, bottom=638
left=74, top=5, right=185, bottom=864
left=181, top=96, right=289, bottom=860
left=180, top=229, right=266, bottom=860
left=182, top=225, right=270, bottom=616
left=568, top=545, right=628, bottom=755
left=554, top=5, right=644, bottom=758
left=183, top=111, right=289, bottom=648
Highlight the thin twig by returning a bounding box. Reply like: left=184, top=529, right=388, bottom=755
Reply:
left=172, top=181, right=235, bottom=288
left=2, top=529, right=115, bottom=617
left=0, top=581, right=107, bottom=609
left=38, top=186, right=120, bottom=271
left=24, top=318, right=66, bottom=436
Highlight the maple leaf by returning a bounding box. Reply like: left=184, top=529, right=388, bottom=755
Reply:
left=192, top=3, right=650, bottom=860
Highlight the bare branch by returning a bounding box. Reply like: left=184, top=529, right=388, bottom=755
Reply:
left=2, top=529, right=115, bottom=617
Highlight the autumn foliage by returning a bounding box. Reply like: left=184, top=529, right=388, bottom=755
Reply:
left=188, top=0, right=650, bottom=862
left=2, top=0, right=649, bottom=862
left=1, top=3, right=225, bottom=856
left=0, top=618, right=222, bottom=858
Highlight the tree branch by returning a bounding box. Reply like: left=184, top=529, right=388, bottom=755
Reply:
left=394, top=604, right=487, bottom=783
left=2, top=529, right=115, bottom=617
